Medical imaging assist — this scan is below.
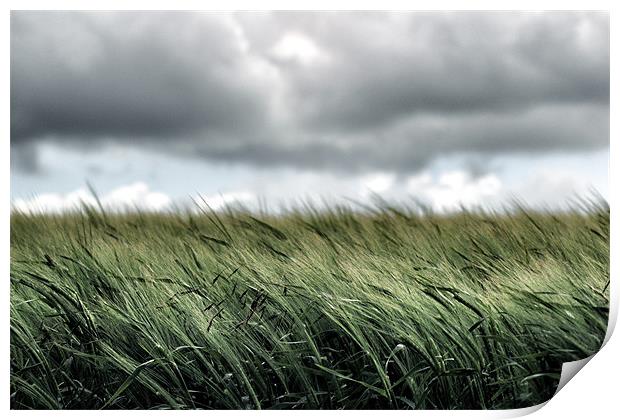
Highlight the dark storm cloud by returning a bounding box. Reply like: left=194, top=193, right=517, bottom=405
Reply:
left=11, top=12, right=270, bottom=141
left=11, top=11, right=609, bottom=173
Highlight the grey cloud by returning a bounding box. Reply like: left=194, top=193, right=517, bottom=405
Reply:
left=185, top=102, right=608, bottom=173
left=11, top=12, right=271, bottom=141
left=253, top=12, right=608, bottom=132
left=10, top=142, right=41, bottom=174
left=11, top=11, right=609, bottom=173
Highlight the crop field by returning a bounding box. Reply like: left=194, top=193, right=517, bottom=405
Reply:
left=10, top=199, right=610, bottom=409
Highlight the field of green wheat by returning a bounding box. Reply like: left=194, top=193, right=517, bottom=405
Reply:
left=9, top=198, right=610, bottom=409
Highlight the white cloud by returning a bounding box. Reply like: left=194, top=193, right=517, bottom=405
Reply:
left=10, top=162, right=603, bottom=215
left=12, top=182, right=172, bottom=213
left=101, top=182, right=171, bottom=211
left=194, top=191, right=256, bottom=212
left=406, top=171, right=503, bottom=212
left=12, top=189, right=95, bottom=214
left=271, top=32, right=326, bottom=65
left=509, top=169, right=594, bottom=209
left=360, top=172, right=396, bottom=194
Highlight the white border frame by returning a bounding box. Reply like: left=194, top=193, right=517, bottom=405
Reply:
left=2, top=2, right=616, bottom=419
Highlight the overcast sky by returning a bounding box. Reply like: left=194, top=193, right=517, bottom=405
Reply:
left=10, top=11, right=609, bottom=213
